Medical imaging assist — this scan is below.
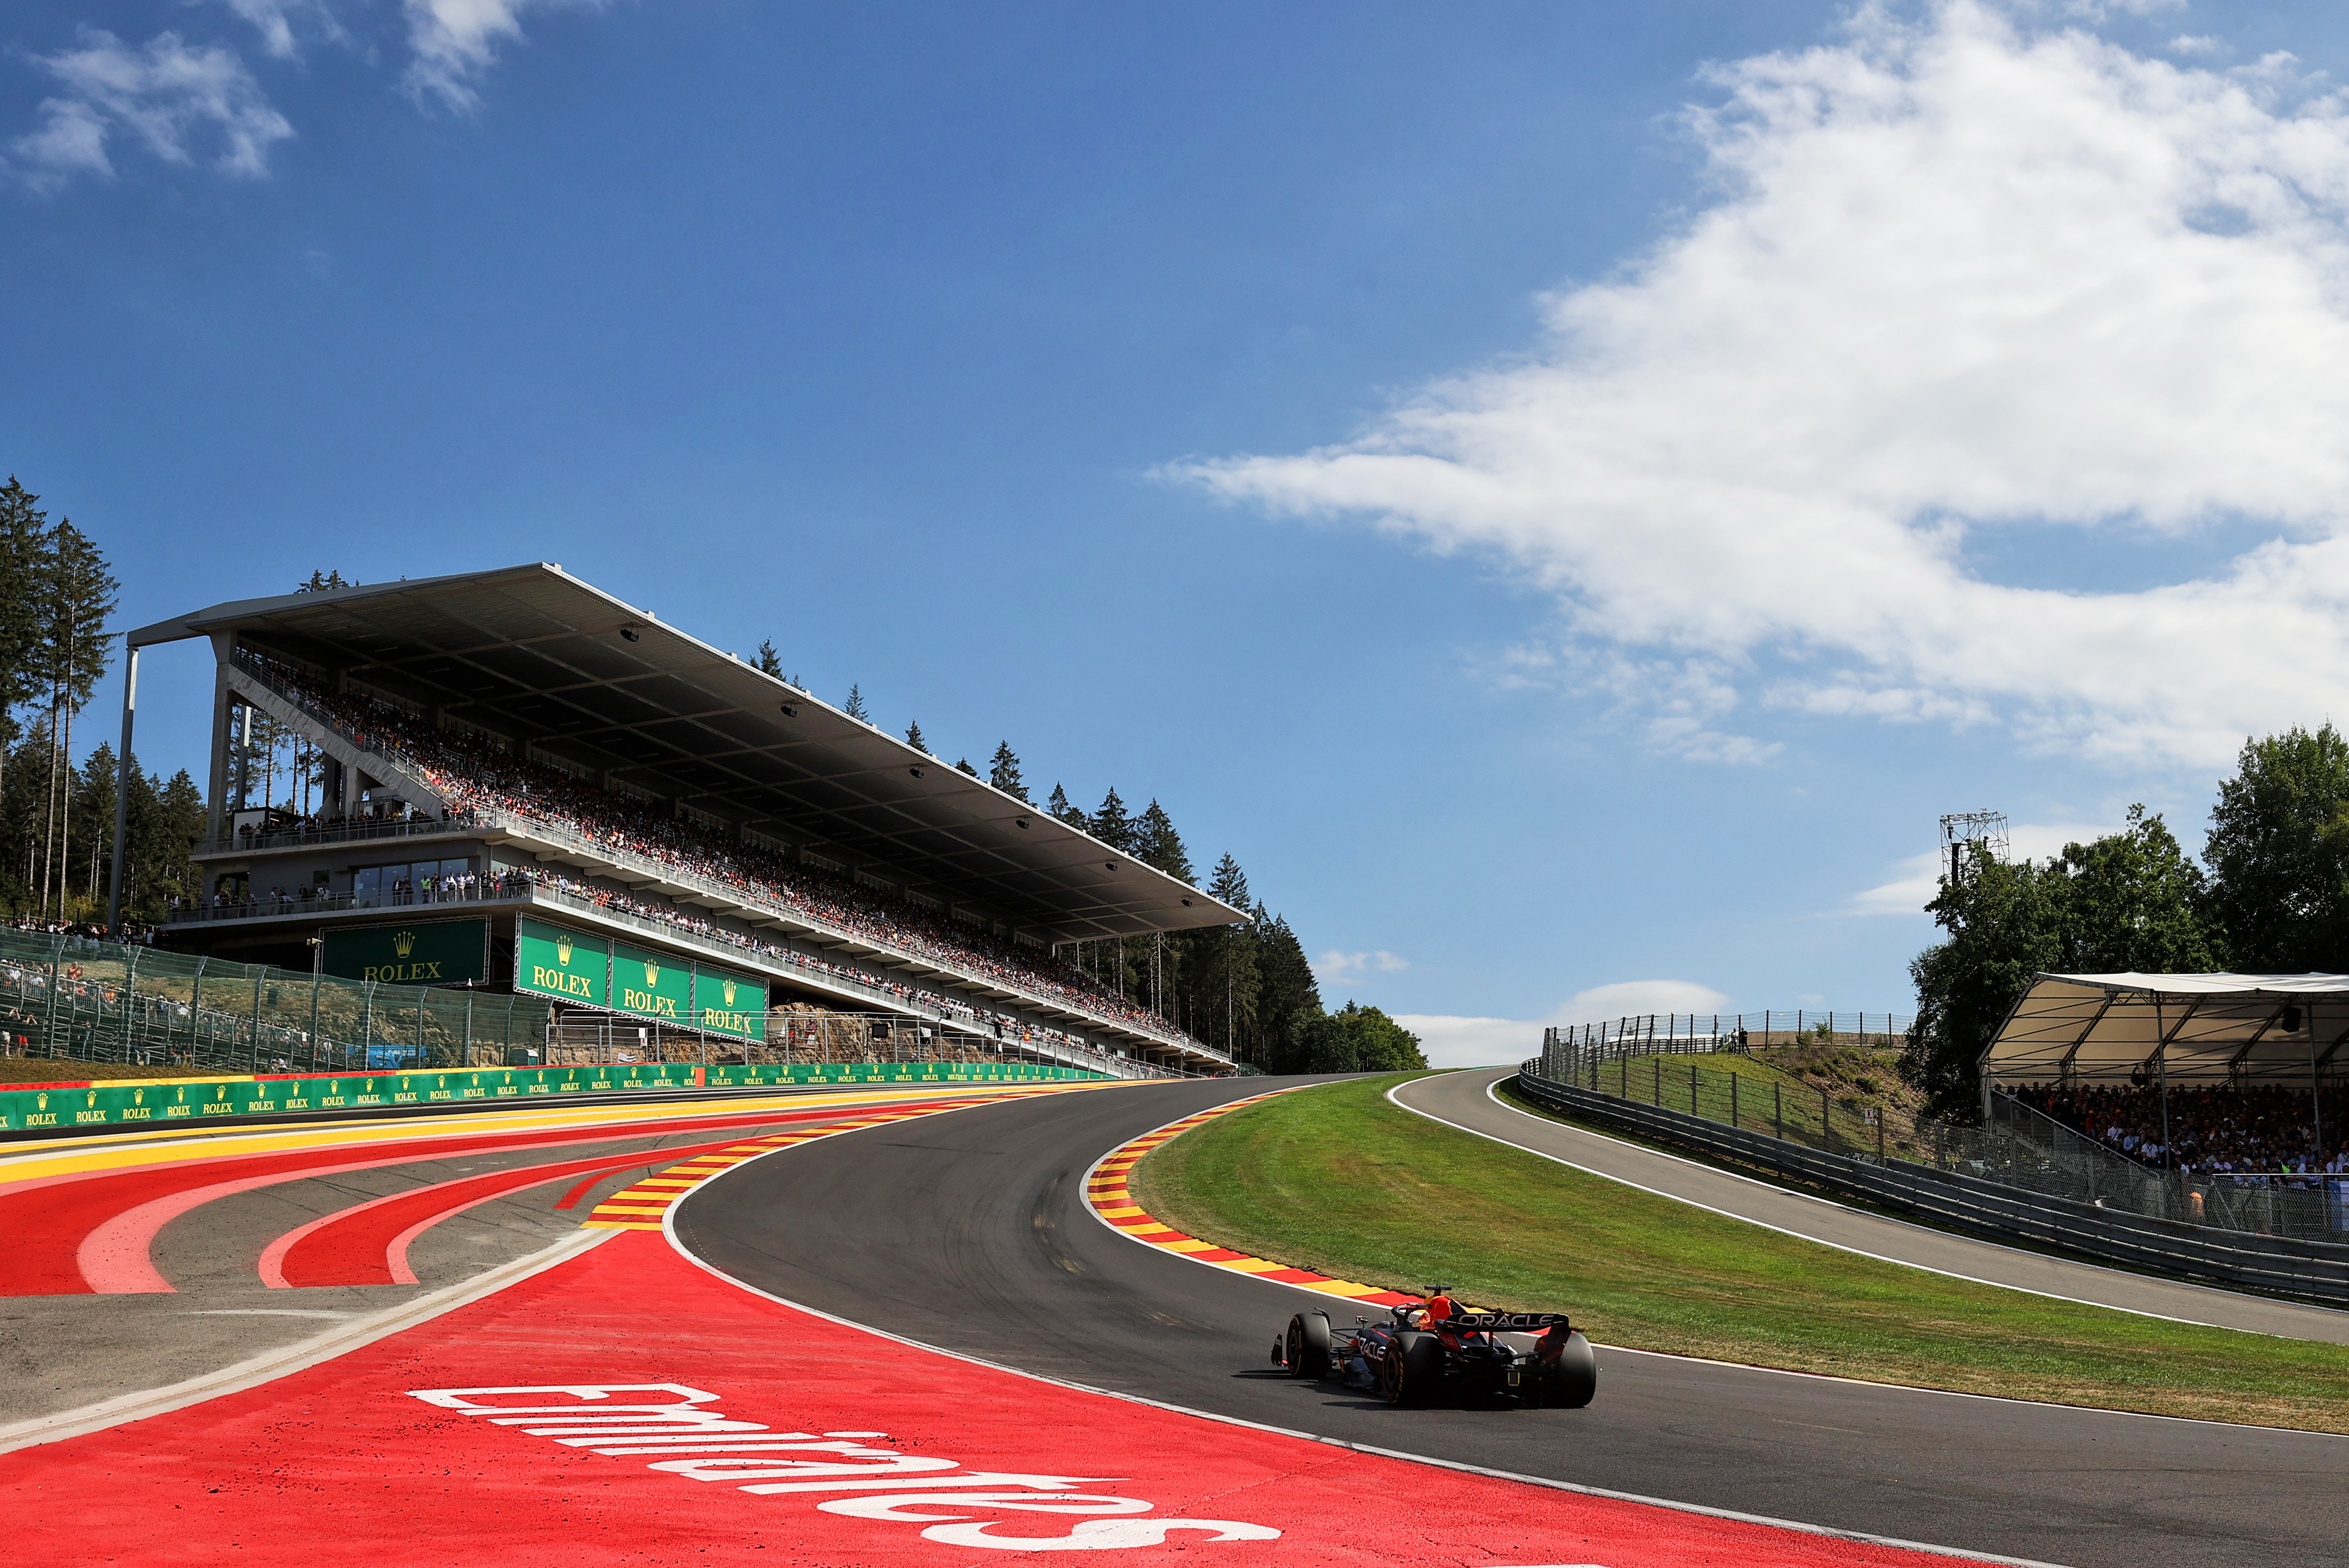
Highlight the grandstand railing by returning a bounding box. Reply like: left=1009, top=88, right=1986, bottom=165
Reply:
left=206, top=814, right=480, bottom=854
left=157, top=883, right=1177, bottom=1081
left=223, top=650, right=1225, bottom=1065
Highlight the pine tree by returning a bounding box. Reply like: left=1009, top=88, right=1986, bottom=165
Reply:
left=1047, top=783, right=1087, bottom=830
left=989, top=742, right=1029, bottom=802
left=0, top=479, right=48, bottom=819
left=1092, top=787, right=1134, bottom=851
left=1253, top=908, right=1323, bottom=1071
left=906, top=719, right=931, bottom=754
left=1208, top=852, right=1249, bottom=910
left=0, top=479, right=47, bottom=727
left=30, top=520, right=117, bottom=919
left=1135, top=800, right=1194, bottom=883
left=956, top=757, right=978, bottom=776
left=845, top=684, right=870, bottom=722
left=296, top=569, right=353, bottom=593
left=755, top=639, right=784, bottom=678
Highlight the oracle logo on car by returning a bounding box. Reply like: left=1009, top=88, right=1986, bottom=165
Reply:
left=406, top=1383, right=1280, bottom=1552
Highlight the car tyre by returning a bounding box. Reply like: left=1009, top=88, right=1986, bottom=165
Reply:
left=1285, top=1312, right=1332, bottom=1380
left=1388, top=1329, right=1442, bottom=1406
left=1540, top=1330, right=1597, bottom=1409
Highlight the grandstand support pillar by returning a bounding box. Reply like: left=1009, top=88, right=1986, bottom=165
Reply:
left=206, top=635, right=236, bottom=852
left=106, top=644, right=138, bottom=932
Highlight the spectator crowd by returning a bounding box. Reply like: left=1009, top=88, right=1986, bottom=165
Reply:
left=2013, top=1083, right=2349, bottom=1178
left=231, top=652, right=1206, bottom=1056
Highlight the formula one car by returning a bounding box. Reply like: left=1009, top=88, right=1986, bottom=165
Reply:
left=1271, top=1290, right=1597, bottom=1409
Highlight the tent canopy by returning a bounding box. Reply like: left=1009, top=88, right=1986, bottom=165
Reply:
left=1982, top=973, right=2349, bottom=1090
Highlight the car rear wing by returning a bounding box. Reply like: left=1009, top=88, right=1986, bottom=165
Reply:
left=1440, top=1311, right=1570, bottom=1331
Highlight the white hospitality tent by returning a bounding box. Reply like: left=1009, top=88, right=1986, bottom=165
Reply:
left=1981, top=974, right=2349, bottom=1111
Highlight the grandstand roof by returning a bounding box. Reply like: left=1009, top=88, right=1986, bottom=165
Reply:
left=1982, top=972, right=2349, bottom=1089
left=130, top=563, right=1244, bottom=942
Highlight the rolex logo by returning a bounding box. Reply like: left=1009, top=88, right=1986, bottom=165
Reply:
left=721, top=979, right=737, bottom=1008
left=176, top=1087, right=186, bottom=1102
left=134, top=1089, right=145, bottom=1105
left=393, top=930, right=416, bottom=958
left=36, top=1094, right=47, bottom=1111
left=556, top=936, right=574, bottom=965
left=86, top=1091, right=97, bottom=1107
left=644, top=960, right=660, bottom=987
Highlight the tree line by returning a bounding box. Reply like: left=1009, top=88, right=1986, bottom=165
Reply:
left=1905, top=724, right=2349, bottom=1119
left=0, top=478, right=205, bottom=924
left=1009, top=745, right=1422, bottom=1073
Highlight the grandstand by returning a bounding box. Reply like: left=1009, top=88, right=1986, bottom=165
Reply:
left=1982, top=972, right=2349, bottom=1175
left=118, top=564, right=1245, bottom=1078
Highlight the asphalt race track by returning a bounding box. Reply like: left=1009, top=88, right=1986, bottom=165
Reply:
left=676, top=1072, right=2349, bottom=1568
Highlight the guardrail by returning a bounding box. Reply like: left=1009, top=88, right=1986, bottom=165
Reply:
left=1514, top=1059, right=2349, bottom=1307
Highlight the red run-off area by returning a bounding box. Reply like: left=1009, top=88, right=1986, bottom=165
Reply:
left=10, top=1233, right=1970, bottom=1566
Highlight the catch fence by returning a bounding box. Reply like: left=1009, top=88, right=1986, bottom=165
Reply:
left=0, top=929, right=549, bottom=1075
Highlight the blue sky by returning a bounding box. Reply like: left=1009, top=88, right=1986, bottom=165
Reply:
left=12, top=1, right=2349, bottom=1064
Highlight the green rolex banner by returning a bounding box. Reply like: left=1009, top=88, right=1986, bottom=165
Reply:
left=613, top=941, right=693, bottom=1023
left=515, top=917, right=609, bottom=1006
left=692, top=964, right=767, bottom=1042
left=323, top=918, right=488, bottom=987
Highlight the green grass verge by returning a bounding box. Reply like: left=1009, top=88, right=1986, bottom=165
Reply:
left=1127, top=1072, right=2349, bottom=1433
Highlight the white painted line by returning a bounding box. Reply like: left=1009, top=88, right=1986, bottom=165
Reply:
left=0, top=1227, right=618, bottom=1455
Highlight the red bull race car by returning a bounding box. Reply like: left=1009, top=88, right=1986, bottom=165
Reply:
left=1271, top=1291, right=1597, bottom=1408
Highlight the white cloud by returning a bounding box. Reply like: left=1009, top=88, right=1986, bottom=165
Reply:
left=1559, top=979, right=1738, bottom=1019
left=2166, top=35, right=2223, bottom=57
left=1848, top=817, right=2121, bottom=914
left=1394, top=1013, right=1548, bottom=1070
left=402, top=0, right=598, bottom=111
left=7, top=30, right=291, bottom=189
left=1316, top=948, right=1410, bottom=988
left=1399, top=979, right=1736, bottom=1069
left=1171, top=1, right=2349, bottom=772
left=222, top=0, right=349, bottom=61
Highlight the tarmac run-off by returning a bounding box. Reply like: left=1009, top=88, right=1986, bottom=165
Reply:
left=1, top=1081, right=2017, bottom=1567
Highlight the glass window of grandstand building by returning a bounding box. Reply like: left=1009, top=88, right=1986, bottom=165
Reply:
left=119, top=564, right=1244, bottom=1081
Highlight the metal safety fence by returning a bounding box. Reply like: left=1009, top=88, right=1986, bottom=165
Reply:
left=0, top=929, right=550, bottom=1076
left=1515, top=1058, right=2349, bottom=1305
left=1551, top=1010, right=1912, bottom=1057
left=1537, top=1029, right=2349, bottom=1244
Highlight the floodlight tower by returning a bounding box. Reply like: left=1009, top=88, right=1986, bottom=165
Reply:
left=1939, top=810, right=2009, bottom=884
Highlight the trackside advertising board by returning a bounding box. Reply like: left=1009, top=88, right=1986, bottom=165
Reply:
left=517, top=919, right=768, bottom=1044
left=0, top=1059, right=1102, bottom=1132
left=322, top=918, right=489, bottom=987
left=515, top=918, right=608, bottom=1007
left=612, top=941, right=693, bottom=1025
left=693, top=965, right=767, bottom=1043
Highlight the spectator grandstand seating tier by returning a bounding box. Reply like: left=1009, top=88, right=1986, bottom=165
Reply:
left=123, top=566, right=1239, bottom=1076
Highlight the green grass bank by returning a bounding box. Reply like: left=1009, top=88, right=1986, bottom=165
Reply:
left=1127, top=1072, right=2349, bottom=1434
